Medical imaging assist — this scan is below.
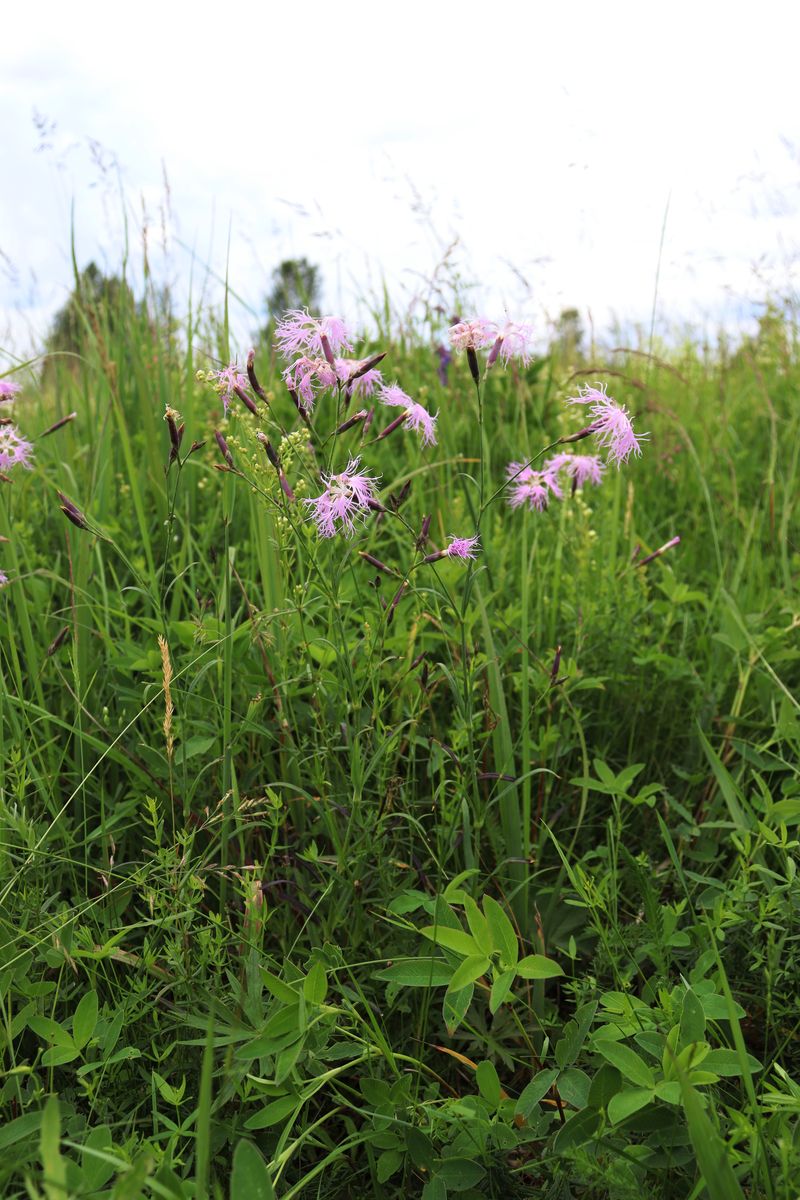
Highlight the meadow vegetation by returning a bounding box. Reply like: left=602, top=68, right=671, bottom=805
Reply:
left=0, top=250, right=798, bottom=1198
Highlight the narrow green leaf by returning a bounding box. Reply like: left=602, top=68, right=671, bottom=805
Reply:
left=374, top=959, right=453, bottom=988
left=463, top=894, right=493, bottom=957
left=244, top=1094, right=298, bottom=1129
left=489, top=968, right=515, bottom=1014
left=482, top=895, right=518, bottom=966
left=40, top=1096, right=66, bottom=1200
left=443, top=983, right=473, bottom=1034
left=419, top=925, right=480, bottom=958
left=677, top=1073, right=746, bottom=1200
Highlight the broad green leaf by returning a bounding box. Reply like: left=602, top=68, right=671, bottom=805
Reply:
left=767, top=798, right=800, bottom=826
left=374, top=959, right=453, bottom=988
left=28, top=1015, right=74, bottom=1048
left=475, top=1060, right=501, bottom=1108
left=594, top=1040, right=655, bottom=1089
left=436, top=1157, right=487, bottom=1189
left=489, top=969, right=515, bottom=1014
left=679, top=988, right=705, bottom=1047
left=515, top=1068, right=559, bottom=1118
left=376, top=1149, right=404, bottom=1183
left=81, top=1125, right=115, bottom=1191
left=655, top=1080, right=682, bottom=1105
left=230, top=1139, right=275, bottom=1200
left=516, top=954, right=564, bottom=980
left=607, top=1087, right=654, bottom=1124
left=443, top=983, right=473, bottom=1034
left=303, top=961, right=328, bottom=1005
left=422, top=1179, right=447, bottom=1200
left=244, top=1094, right=298, bottom=1129
left=177, top=735, right=216, bottom=764
left=259, top=968, right=300, bottom=1005
left=482, top=895, right=518, bottom=966
left=557, top=1067, right=591, bottom=1109
left=587, top=1064, right=622, bottom=1110
left=555, top=1000, right=597, bottom=1068
left=42, top=1045, right=81, bottom=1067
left=552, top=1107, right=601, bottom=1153
left=73, top=988, right=99, bottom=1050
left=446, top=955, right=489, bottom=995
left=405, top=1127, right=435, bottom=1170
left=702, top=1048, right=762, bottom=1076
left=0, top=1112, right=41, bottom=1152
left=419, top=925, right=480, bottom=958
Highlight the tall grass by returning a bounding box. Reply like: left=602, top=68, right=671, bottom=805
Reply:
left=0, top=249, right=798, bottom=1198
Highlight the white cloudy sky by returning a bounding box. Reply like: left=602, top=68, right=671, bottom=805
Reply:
left=2, top=0, right=799, bottom=355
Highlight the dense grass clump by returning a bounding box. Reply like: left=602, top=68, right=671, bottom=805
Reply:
left=0, top=261, right=798, bottom=1199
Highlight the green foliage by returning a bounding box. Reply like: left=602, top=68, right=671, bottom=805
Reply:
left=0, top=231, right=798, bottom=1198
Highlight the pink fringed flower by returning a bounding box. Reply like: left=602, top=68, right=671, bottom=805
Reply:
left=448, top=319, right=496, bottom=352
left=566, top=454, right=605, bottom=488
left=566, top=383, right=647, bottom=467
left=335, top=357, right=383, bottom=398
left=446, top=535, right=480, bottom=559
left=0, top=570, right=7, bottom=587
left=379, top=383, right=438, bottom=447
left=0, top=380, right=21, bottom=403
left=423, top=534, right=481, bottom=563
left=283, top=356, right=338, bottom=411
left=0, top=425, right=33, bottom=470
left=542, top=452, right=605, bottom=489
left=275, top=310, right=353, bottom=361
left=208, top=362, right=249, bottom=415
left=304, top=456, right=380, bottom=538
left=487, top=320, right=535, bottom=367
left=507, top=461, right=562, bottom=511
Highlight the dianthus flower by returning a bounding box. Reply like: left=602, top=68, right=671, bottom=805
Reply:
left=283, top=356, right=338, bottom=411
left=448, top=318, right=496, bottom=352
left=566, top=383, right=647, bottom=467
left=379, top=383, right=438, bottom=447
left=335, top=357, right=383, bottom=398
left=208, top=362, right=249, bottom=415
left=274, top=310, right=353, bottom=361
left=423, top=534, right=480, bottom=563
left=487, top=320, right=535, bottom=367
left=0, top=380, right=21, bottom=403
left=0, top=425, right=33, bottom=470
left=565, top=454, right=605, bottom=488
left=0, top=570, right=7, bottom=587
left=446, top=535, right=480, bottom=559
left=507, top=461, right=562, bottom=511
left=304, top=456, right=380, bottom=538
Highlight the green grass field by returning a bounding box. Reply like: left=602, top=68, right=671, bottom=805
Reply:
left=1, top=258, right=798, bottom=1199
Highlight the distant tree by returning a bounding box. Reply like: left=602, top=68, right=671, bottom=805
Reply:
left=45, top=261, right=136, bottom=363
left=552, top=307, right=585, bottom=364
left=264, top=257, right=321, bottom=324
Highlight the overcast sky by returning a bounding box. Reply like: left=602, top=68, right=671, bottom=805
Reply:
left=2, top=0, right=799, bottom=357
